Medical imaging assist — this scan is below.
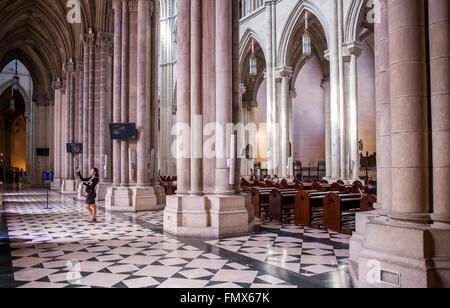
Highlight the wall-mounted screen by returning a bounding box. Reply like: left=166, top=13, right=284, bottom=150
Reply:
left=109, top=123, right=137, bottom=140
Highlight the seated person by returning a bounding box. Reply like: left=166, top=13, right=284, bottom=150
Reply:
left=365, top=180, right=377, bottom=196
left=272, top=175, right=279, bottom=184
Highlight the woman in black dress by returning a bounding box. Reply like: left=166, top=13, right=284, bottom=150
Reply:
left=77, top=168, right=100, bottom=223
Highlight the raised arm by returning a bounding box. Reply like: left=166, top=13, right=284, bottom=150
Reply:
left=77, top=169, right=90, bottom=182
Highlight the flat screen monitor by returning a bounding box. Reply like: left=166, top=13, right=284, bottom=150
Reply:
left=36, top=148, right=50, bottom=157
left=109, top=123, right=137, bottom=140
left=66, top=143, right=83, bottom=154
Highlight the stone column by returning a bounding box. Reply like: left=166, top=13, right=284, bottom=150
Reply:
left=388, top=0, right=430, bottom=224
left=337, top=0, right=346, bottom=180
left=429, top=0, right=450, bottom=227
left=137, top=0, right=148, bottom=186
left=82, top=36, right=90, bottom=176
left=265, top=0, right=275, bottom=175
left=61, top=61, right=77, bottom=194
left=164, top=0, right=249, bottom=237
left=190, top=0, right=202, bottom=195
left=176, top=0, right=191, bottom=195
left=239, top=84, right=247, bottom=177
left=120, top=0, right=130, bottom=186
left=112, top=0, right=122, bottom=186
left=279, top=67, right=292, bottom=178
left=347, top=42, right=362, bottom=180
left=215, top=0, right=233, bottom=195
left=321, top=77, right=331, bottom=180
left=98, top=33, right=113, bottom=183
left=88, top=32, right=96, bottom=169
left=328, top=0, right=341, bottom=180
left=64, top=60, right=75, bottom=180
left=375, top=0, right=391, bottom=215
left=77, top=62, right=84, bottom=174
left=51, top=79, right=63, bottom=189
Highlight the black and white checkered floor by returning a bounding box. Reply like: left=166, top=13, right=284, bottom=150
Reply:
left=0, top=188, right=352, bottom=288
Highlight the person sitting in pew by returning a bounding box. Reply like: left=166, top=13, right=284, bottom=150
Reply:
left=364, top=180, right=377, bottom=196
left=272, top=175, right=279, bottom=184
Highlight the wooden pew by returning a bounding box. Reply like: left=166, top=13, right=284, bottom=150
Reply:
left=268, top=189, right=300, bottom=224
left=323, top=193, right=376, bottom=234
left=294, top=190, right=342, bottom=228
left=251, top=187, right=274, bottom=220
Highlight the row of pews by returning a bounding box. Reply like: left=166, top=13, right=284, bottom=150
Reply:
left=242, top=178, right=377, bottom=235
left=159, top=176, right=177, bottom=196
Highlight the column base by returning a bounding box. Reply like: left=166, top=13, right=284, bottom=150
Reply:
left=97, top=182, right=112, bottom=202
left=105, top=185, right=161, bottom=213
left=153, top=185, right=166, bottom=205
left=51, top=178, right=62, bottom=190
left=352, top=216, right=450, bottom=288
left=76, top=180, right=84, bottom=200
left=61, top=179, right=77, bottom=194
left=164, top=194, right=251, bottom=237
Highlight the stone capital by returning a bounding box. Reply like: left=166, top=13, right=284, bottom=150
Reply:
left=289, top=89, right=297, bottom=99
left=129, top=0, right=138, bottom=12
left=240, top=83, right=247, bottom=95
left=276, top=66, right=293, bottom=79
left=52, top=79, right=64, bottom=91
left=345, top=41, right=363, bottom=57
left=242, top=100, right=258, bottom=109
left=324, top=50, right=330, bottom=61
left=76, top=61, right=84, bottom=73
left=63, top=60, right=76, bottom=73
left=321, top=77, right=330, bottom=89
left=81, top=31, right=96, bottom=47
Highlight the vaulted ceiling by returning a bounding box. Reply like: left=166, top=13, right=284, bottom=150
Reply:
left=0, top=0, right=112, bottom=102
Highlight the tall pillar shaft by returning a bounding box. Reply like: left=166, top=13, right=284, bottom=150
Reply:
left=121, top=0, right=130, bottom=185
left=112, top=0, right=122, bottom=186
left=176, top=0, right=191, bottom=195
left=388, top=0, right=430, bottom=223
left=88, top=37, right=95, bottom=169
left=64, top=61, right=75, bottom=179
left=190, top=0, right=202, bottom=195
left=347, top=43, right=362, bottom=180
left=77, top=62, right=84, bottom=173
left=321, top=78, right=332, bottom=179
left=215, top=0, right=233, bottom=195
left=137, top=0, right=148, bottom=186
left=329, top=0, right=341, bottom=180
left=98, top=33, right=112, bottom=183
left=265, top=1, right=274, bottom=174
left=279, top=68, right=292, bottom=178
left=82, top=39, right=90, bottom=176
left=429, top=0, right=450, bottom=226
left=375, top=0, right=391, bottom=214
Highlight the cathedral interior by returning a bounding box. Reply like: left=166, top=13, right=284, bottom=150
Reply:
left=0, top=0, right=448, bottom=290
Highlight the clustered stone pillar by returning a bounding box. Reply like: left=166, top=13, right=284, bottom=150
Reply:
left=61, top=60, right=77, bottom=193
left=175, top=0, right=191, bottom=196
left=112, top=0, right=122, bottom=187
left=137, top=0, right=148, bottom=186
left=120, top=0, right=130, bottom=186
left=346, top=42, right=362, bottom=180
left=388, top=0, right=430, bottom=223
left=105, top=0, right=160, bottom=212
left=353, top=0, right=450, bottom=288
left=190, top=0, right=202, bottom=196
left=328, top=0, right=341, bottom=180
left=375, top=0, right=391, bottom=215
left=321, top=77, right=332, bottom=180
left=429, top=0, right=450, bottom=227
left=77, top=62, right=84, bottom=175
left=279, top=67, right=292, bottom=178
left=164, top=0, right=250, bottom=237
left=51, top=79, right=64, bottom=189
left=82, top=35, right=90, bottom=176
